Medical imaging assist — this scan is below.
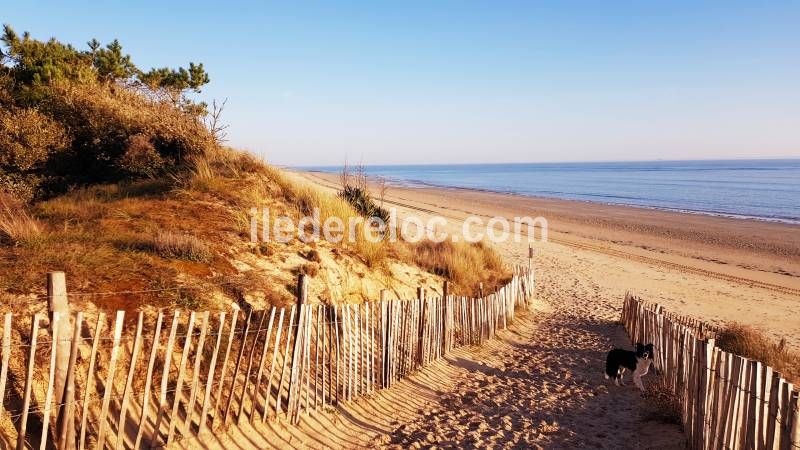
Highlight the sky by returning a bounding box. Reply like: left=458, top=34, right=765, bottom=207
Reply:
left=4, top=1, right=800, bottom=166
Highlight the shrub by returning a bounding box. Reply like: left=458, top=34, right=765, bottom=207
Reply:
left=0, top=105, right=68, bottom=200
left=716, top=323, right=799, bottom=383
left=643, top=379, right=681, bottom=424
left=339, top=185, right=390, bottom=223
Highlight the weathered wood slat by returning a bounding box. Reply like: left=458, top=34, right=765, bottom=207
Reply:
left=134, top=310, right=164, bottom=449
left=184, top=312, right=210, bottom=432
left=96, top=311, right=125, bottom=450
left=17, top=314, right=42, bottom=450
left=238, top=310, right=266, bottom=423
left=0, top=313, right=11, bottom=420
left=151, top=312, right=181, bottom=444
left=39, top=311, right=60, bottom=450
left=263, top=307, right=286, bottom=422
left=166, top=311, right=196, bottom=444
left=58, top=311, right=83, bottom=450
left=116, top=311, right=144, bottom=450
left=78, top=313, right=105, bottom=450
left=223, top=309, right=252, bottom=424
left=251, top=307, right=276, bottom=423
left=199, top=312, right=225, bottom=434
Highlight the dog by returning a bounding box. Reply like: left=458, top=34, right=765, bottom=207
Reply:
left=604, top=343, right=654, bottom=391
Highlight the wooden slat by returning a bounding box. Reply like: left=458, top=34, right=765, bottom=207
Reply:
left=116, top=311, right=144, bottom=450
left=0, top=313, right=11, bottom=419
left=151, top=311, right=181, bottom=445
left=211, top=308, right=239, bottom=427
left=58, top=311, right=83, bottom=450
left=78, top=313, right=105, bottom=450
left=223, top=309, right=252, bottom=424
left=276, top=306, right=296, bottom=416
left=96, top=311, right=125, bottom=450
left=166, top=311, right=196, bottom=444
left=316, top=305, right=322, bottom=408
left=39, top=311, right=61, bottom=450
left=287, top=304, right=306, bottom=418
left=134, top=310, right=165, bottom=449
left=334, top=305, right=341, bottom=403
left=262, top=308, right=286, bottom=422
left=199, top=312, right=226, bottom=433
left=184, top=311, right=210, bottom=432
left=251, top=307, right=276, bottom=423
left=238, top=310, right=266, bottom=423
left=17, top=314, right=42, bottom=450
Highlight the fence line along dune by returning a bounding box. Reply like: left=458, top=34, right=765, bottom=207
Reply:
left=622, top=294, right=800, bottom=450
left=0, top=267, right=534, bottom=449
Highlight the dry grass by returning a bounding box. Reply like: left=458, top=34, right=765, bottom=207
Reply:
left=400, top=240, right=509, bottom=296
left=0, top=195, right=45, bottom=246
left=716, top=323, right=799, bottom=383
left=644, top=378, right=682, bottom=424
left=122, top=230, right=212, bottom=262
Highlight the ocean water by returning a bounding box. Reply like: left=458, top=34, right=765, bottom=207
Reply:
left=303, top=159, right=800, bottom=223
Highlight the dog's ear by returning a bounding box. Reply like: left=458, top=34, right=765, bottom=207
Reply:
left=646, top=343, right=654, bottom=353
left=635, top=343, right=644, bottom=352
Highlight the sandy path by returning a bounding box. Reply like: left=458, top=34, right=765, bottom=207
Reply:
left=376, top=245, right=685, bottom=449
left=176, top=229, right=687, bottom=449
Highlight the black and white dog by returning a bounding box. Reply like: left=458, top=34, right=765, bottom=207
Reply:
left=604, top=343, right=654, bottom=391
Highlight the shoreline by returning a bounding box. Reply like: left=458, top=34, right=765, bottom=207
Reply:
left=301, top=169, right=800, bottom=225
left=298, top=169, right=800, bottom=349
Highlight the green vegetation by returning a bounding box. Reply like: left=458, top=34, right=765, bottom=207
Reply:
left=0, top=25, right=510, bottom=310
left=0, top=24, right=213, bottom=201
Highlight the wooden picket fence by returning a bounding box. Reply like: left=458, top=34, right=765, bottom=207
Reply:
left=622, top=293, right=800, bottom=450
left=0, top=267, right=534, bottom=449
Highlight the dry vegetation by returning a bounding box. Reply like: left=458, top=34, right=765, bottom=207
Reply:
left=0, top=25, right=510, bottom=314
left=395, top=239, right=509, bottom=296
left=643, top=379, right=682, bottom=424
left=716, top=323, right=799, bottom=383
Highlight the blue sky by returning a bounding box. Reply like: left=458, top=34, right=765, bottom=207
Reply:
left=4, top=1, right=799, bottom=165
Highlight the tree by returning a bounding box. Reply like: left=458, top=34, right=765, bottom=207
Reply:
left=139, top=62, right=210, bottom=100
left=91, top=39, right=137, bottom=81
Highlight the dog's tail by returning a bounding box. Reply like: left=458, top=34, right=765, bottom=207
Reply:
left=604, top=351, right=618, bottom=379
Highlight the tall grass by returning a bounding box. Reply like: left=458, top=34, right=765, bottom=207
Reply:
left=0, top=195, right=45, bottom=246
left=121, top=230, right=212, bottom=262
left=716, top=323, right=799, bottom=383
left=403, top=240, right=508, bottom=296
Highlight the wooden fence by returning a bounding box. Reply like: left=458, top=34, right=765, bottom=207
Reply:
left=0, top=267, right=534, bottom=449
left=622, top=293, right=800, bottom=450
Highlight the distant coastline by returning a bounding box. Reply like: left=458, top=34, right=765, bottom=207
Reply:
left=300, top=159, right=800, bottom=225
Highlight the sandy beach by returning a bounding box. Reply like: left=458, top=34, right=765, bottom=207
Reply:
left=181, top=170, right=799, bottom=449
left=300, top=171, right=800, bottom=348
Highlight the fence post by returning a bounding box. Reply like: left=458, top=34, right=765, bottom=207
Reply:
left=48, top=271, right=74, bottom=450
left=442, top=281, right=449, bottom=354
left=528, top=246, right=533, bottom=272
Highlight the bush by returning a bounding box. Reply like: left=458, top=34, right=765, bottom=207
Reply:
left=0, top=104, right=68, bottom=200
left=0, top=25, right=215, bottom=200
left=339, top=185, right=390, bottom=223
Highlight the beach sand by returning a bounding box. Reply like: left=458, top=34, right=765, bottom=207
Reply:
left=178, top=171, right=799, bottom=449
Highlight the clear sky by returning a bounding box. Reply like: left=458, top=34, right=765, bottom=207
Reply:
left=4, top=1, right=799, bottom=165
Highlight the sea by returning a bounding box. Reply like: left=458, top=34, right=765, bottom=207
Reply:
left=302, top=159, right=800, bottom=224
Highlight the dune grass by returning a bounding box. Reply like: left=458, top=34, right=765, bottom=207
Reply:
left=716, top=323, right=799, bottom=383
left=0, top=195, right=45, bottom=246
left=398, top=239, right=509, bottom=296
